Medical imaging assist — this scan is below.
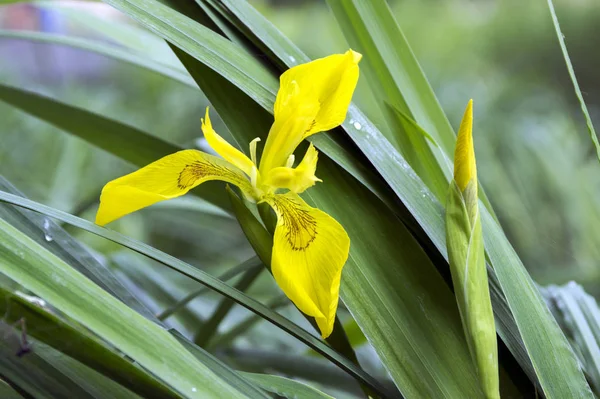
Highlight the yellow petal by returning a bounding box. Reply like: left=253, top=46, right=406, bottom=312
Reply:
left=259, top=94, right=319, bottom=174
left=201, top=107, right=255, bottom=177
left=264, top=192, right=350, bottom=338
left=96, top=150, right=252, bottom=225
left=454, top=99, right=476, bottom=192
left=259, top=50, right=361, bottom=173
left=276, top=49, right=361, bottom=136
left=264, top=144, right=322, bottom=194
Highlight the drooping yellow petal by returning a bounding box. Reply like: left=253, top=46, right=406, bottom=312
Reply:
left=263, top=144, right=322, bottom=194
left=96, top=150, right=252, bottom=225
left=259, top=50, right=361, bottom=173
left=454, top=100, right=476, bottom=192
left=264, top=192, right=350, bottom=338
left=201, top=107, right=255, bottom=177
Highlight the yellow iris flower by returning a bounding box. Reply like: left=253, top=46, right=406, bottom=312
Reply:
left=95, top=50, right=362, bottom=338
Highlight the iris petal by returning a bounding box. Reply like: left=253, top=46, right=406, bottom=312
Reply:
left=264, top=192, right=350, bottom=338
left=264, top=144, right=321, bottom=194
left=259, top=50, right=361, bottom=173
left=96, top=150, right=252, bottom=225
left=201, top=107, right=255, bottom=177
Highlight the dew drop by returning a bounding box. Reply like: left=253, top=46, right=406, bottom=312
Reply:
left=288, top=55, right=296, bottom=63
left=353, top=121, right=362, bottom=130
left=43, top=218, right=53, bottom=242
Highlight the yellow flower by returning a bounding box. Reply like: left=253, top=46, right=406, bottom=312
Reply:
left=95, top=50, right=362, bottom=338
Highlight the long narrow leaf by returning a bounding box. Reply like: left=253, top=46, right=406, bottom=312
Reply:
left=546, top=0, right=600, bottom=163
left=0, top=190, right=392, bottom=398
left=241, top=373, right=334, bottom=399
left=0, top=335, right=134, bottom=399
left=0, top=30, right=195, bottom=87
left=0, top=218, right=260, bottom=398
left=326, top=0, right=451, bottom=199
left=102, top=0, right=278, bottom=111
left=0, top=285, right=177, bottom=399
left=0, top=176, right=156, bottom=321
left=0, top=83, right=229, bottom=209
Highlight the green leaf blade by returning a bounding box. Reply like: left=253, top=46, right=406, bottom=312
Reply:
left=0, top=217, right=261, bottom=399
left=546, top=0, right=600, bottom=164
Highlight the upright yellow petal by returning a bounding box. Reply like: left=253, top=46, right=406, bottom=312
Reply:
left=275, top=49, right=361, bottom=136
left=454, top=100, right=476, bottom=192
left=264, top=192, right=350, bottom=338
left=259, top=95, right=319, bottom=174
left=259, top=50, right=361, bottom=173
left=96, top=150, right=252, bottom=225
left=201, top=107, right=255, bottom=177
left=263, top=144, right=322, bottom=194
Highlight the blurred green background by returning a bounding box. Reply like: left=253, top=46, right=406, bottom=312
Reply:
left=1, top=0, right=599, bottom=332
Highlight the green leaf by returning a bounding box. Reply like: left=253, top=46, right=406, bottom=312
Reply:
left=0, top=83, right=229, bottom=210
left=386, top=105, right=451, bottom=199
left=0, top=334, right=137, bottom=399
left=203, top=0, right=309, bottom=69
left=0, top=30, right=195, bottom=87
left=481, top=208, right=594, bottom=398
left=42, top=2, right=184, bottom=69
left=0, top=329, right=78, bottom=399
left=546, top=0, right=600, bottom=164
left=0, top=284, right=179, bottom=399
left=171, top=332, right=270, bottom=398
left=326, top=0, right=455, bottom=155
left=25, top=342, right=142, bottom=399
left=326, top=0, right=451, bottom=199
left=102, top=0, right=278, bottom=111
left=0, top=380, right=22, bottom=399
left=240, top=373, right=334, bottom=399
left=0, top=216, right=262, bottom=398
left=222, top=348, right=366, bottom=396
left=0, top=176, right=156, bottom=321
left=0, top=190, right=390, bottom=398
left=544, top=283, right=600, bottom=395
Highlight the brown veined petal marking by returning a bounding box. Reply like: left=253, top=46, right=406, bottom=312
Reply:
left=264, top=192, right=350, bottom=338
left=96, top=150, right=252, bottom=225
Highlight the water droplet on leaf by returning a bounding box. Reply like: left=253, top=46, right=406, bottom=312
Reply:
left=43, top=218, right=53, bottom=242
